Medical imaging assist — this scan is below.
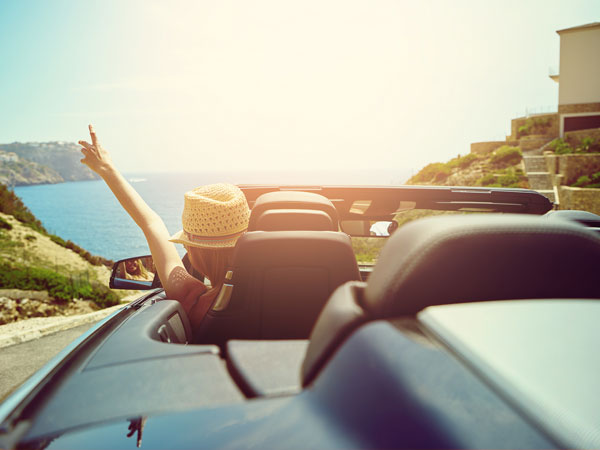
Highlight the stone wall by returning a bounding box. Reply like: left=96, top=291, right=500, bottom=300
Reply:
left=558, top=186, right=600, bottom=215
left=564, top=127, right=600, bottom=148
left=470, top=141, right=504, bottom=155
left=558, top=102, right=600, bottom=114
left=544, top=153, right=600, bottom=185
left=510, top=118, right=527, bottom=140
left=510, top=113, right=558, bottom=140
left=544, top=152, right=559, bottom=176
left=520, top=136, right=554, bottom=151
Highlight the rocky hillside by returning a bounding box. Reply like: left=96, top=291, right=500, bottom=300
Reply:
left=406, top=145, right=529, bottom=188
left=0, top=152, right=63, bottom=186
left=0, top=142, right=98, bottom=186
left=0, top=185, right=127, bottom=324
left=0, top=213, right=112, bottom=324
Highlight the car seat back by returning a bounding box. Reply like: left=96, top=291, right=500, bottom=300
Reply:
left=302, top=214, right=600, bottom=385
left=198, top=231, right=360, bottom=343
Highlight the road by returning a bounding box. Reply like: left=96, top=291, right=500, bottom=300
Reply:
left=0, top=324, right=93, bottom=402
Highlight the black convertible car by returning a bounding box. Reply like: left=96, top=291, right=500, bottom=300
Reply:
left=1, top=185, right=600, bottom=449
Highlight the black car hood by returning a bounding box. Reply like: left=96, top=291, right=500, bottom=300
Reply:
left=19, top=396, right=355, bottom=450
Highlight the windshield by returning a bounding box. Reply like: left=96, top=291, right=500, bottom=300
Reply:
left=351, top=210, right=469, bottom=265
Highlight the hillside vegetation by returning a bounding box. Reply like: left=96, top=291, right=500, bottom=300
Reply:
left=407, top=145, right=528, bottom=188
left=350, top=146, right=529, bottom=265
left=0, top=184, right=125, bottom=324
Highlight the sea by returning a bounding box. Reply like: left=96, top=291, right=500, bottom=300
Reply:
left=14, top=169, right=412, bottom=262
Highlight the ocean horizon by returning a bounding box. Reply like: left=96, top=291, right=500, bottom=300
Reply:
left=14, top=168, right=413, bottom=261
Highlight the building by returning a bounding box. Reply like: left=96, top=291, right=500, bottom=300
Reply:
left=0, top=152, right=19, bottom=163
left=550, top=22, right=600, bottom=137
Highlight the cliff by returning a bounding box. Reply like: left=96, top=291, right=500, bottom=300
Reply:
left=0, top=142, right=99, bottom=186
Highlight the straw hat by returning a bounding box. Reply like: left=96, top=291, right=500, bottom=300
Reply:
left=169, top=183, right=250, bottom=248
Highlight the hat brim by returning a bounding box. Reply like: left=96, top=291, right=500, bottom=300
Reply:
left=168, top=230, right=241, bottom=248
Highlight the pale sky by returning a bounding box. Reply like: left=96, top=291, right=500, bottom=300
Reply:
left=0, top=0, right=598, bottom=175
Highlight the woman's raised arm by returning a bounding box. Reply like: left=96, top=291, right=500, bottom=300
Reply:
left=79, top=125, right=206, bottom=306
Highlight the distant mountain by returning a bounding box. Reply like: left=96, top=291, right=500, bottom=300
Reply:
left=0, top=142, right=98, bottom=186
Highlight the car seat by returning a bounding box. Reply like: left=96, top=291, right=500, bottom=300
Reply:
left=195, top=191, right=360, bottom=344
left=301, top=213, right=600, bottom=385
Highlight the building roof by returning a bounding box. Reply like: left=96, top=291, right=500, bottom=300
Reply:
left=556, top=22, right=600, bottom=35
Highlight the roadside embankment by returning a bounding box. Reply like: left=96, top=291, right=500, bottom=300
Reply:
left=0, top=293, right=138, bottom=349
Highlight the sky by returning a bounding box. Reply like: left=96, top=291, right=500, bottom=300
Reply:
left=0, top=0, right=598, bottom=176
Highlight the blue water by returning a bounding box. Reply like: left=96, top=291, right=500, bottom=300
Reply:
left=14, top=169, right=411, bottom=261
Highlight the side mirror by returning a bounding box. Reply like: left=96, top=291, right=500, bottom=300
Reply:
left=110, top=256, right=159, bottom=290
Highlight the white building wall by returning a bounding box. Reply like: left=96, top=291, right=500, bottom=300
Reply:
left=558, top=25, right=600, bottom=106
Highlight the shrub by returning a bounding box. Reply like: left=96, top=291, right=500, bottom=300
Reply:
left=576, top=137, right=598, bottom=153
left=0, top=184, right=45, bottom=232
left=477, top=168, right=527, bottom=188
left=478, top=174, right=499, bottom=186
left=409, top=162, right=451, bottom=183
left=550, top=138, right=573, bottom=155
left=447, top=153, right=478, bottom=170
left=517, top=125, right=529, bottom=137
left=25, top=234, right=36, bottom=241
left=571, top=171, right=600, bottom=188
left=517, top=117, right=551, bottom=138
left=0, top=216, right=12, bottom=230
left=460, top=153, right=478, bottom=168
left=531, top=117, right=550, bottom=132
left=0, top=261, right=120, bottom=306
left=496, top=171, right=522, bottom=188
left=49, top=234, right=66, bottom=246
left=86, top=282, right=120, bottom=308
left=490, top=146, right=522, bottom=166
left=0, top=263, right=74, bottom=303
left=573, top=175, right=591, bottom=187
left=434, top=166, right=451, bottom=182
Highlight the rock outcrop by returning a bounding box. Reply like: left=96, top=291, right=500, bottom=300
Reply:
left=0, top=142, right=99, bottom=186
left=0, top=153, right=64, bottom=186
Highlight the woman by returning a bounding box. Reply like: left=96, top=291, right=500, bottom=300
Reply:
left=123, top=258, right=151, bottom=281
left=79, top=125, right=250, bottom=327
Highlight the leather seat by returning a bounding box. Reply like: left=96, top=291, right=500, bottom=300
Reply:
left=301, top=213, right=600, bottom=385
left=198, top=230, right=360, bottom=343
left=197, top=190, right=358, bottom=342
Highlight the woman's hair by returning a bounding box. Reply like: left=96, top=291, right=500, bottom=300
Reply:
left=188, top=246, right=234, bottom=288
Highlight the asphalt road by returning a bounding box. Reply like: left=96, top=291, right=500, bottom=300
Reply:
left=0, top=324, right=93, bottom=402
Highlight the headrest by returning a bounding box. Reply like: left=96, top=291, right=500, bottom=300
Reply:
left=248, top=191, right=338, bottom=232
left=364, top=214, right=600, bottom=317
left=254, top=209, right=335, bottom=231
left=232, top=231, right=358, bottom=270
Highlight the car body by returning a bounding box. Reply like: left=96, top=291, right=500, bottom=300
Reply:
left=1, top=185, right=600, bottom=449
